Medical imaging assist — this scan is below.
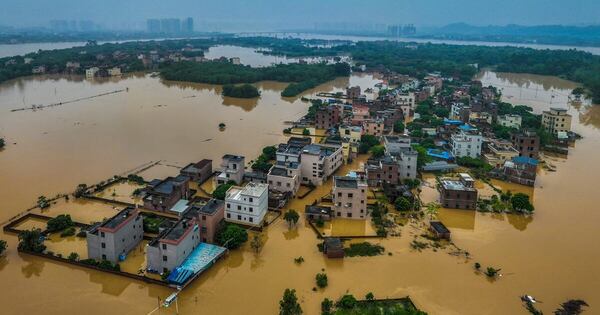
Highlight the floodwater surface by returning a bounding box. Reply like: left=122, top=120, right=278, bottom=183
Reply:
left=1, top=65, right=600, bottom=314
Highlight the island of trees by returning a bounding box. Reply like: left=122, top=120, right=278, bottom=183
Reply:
left=222, top=83, right=260, bottom=98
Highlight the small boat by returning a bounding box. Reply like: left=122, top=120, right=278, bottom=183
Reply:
left=521, top=295, right=537, bottom=304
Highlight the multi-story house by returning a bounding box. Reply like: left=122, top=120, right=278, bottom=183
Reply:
left=451, top=131, right=483, bottom=158
left=86, top=207, right=143, bottom=263
left=365, top=157, right=399, bottom=186
left=439, top=173, right=478, bottom=210
left=300, top=144, right=343, bottom=186
left=143, top=175, right=191, bottom=212
left=497, top=114, right=522, bottom=128
left=224, top=182, right=269, bottom=227
left=180, top=159, right=212, bottom=183
left=339, top=125, right=363, bottom=144
left=315, top=105, right=341, bottom=130
left=267, top=163, right=300, bottom=196
left=346, top=86, right=361, bottom=99
left=362, top=118, right=385, bottom=137
left=383, top=135, right=418, bottom=180
left=216, top=154, right=245, bottom=185
left=146, top=217, right=200, bottom=274
left=511, top=130, right=540, bottom=158
left=542, top=108, right=572, bottom=134
left=483, top=138, right=519, bottom=168
left=332, top=176, right=368, bottom=219
left=185, top=198, right=225, bottom=243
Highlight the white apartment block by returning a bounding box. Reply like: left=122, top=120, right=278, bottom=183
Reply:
left=451, top=131, right=483, bottom=158
left=225, top=182, right=269, bottom=227
left=267, top=163, right=300, bottom=196
left=542, top=108, right=572, bottom=134
left=497, top=114, right=522, bottom=129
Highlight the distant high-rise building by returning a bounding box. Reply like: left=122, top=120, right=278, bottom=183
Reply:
left=147, top=19, right=161, bottom=33
left=182, top=17, right=194, bottom=33
left=161, top=18, right=181, bottom=33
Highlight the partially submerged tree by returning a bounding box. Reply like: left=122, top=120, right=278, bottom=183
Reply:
left=17, top=229, right=46, bottom=253
left=284, top=209, right=300, bottom=228
left=555, top=299, right=588, bottom=315
left=216, top=224, right=248, bottom=249
left=250, top=233, right=263, bottom=254
left=0, top=239, right=7, bottom=255
left=315, top=273, right=328, bottom=288
left=425, top=202, right=440, bottom=220
left=47, top=214, right=74, bottom=233
left=279, top=288, right=302, bottom=315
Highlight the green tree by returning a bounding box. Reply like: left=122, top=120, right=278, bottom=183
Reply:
left=279, top=288, right=302, bottom=315
left=555, top=299, right=588, bottom=315
left=365, top=292, right=375, bottom=301
left=37, top=196, right=49, bottom=209
left=262, top=146, right=277, bottom=160
left=222, top=83, right=260, bottom=98
left=394, top=197, right=412, bottom=211
left=302, top=128, right=310, bottom=136
left=216, top=224, right=248, bottom=249
left=17, top=229, right=46, bottom=253
left=511, top=193, right=534, bottom=213
left=315, top=273, right=328, bottom=288
left=393, top=121, right=405, bottom=133
left=68, top=252, right=79, bottom=261
left=336, top=294, right=358, bottom=310
left=0, top=239, right=6, bottom=255
left=284, top=209, right=300, bottom=228
left=0, top=138, right=5, bottom=149
left=425, top=202, right=440, bottom=220
left=370, top=145, right=385, bottom=158
left=250, top=233, right=263, bottom=254
left=321, top=298, right=333, bottom=314
left=485, top=267, right=501, bottom=278
left=212, top=181, right=235, bottom=200
left=47, top=214, right=74, bottom=233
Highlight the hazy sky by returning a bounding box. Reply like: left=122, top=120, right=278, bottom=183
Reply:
left=2, top=0, right=599, bottom=30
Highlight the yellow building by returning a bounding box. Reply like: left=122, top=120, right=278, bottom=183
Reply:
left=542, top=108, right=572, bottom=134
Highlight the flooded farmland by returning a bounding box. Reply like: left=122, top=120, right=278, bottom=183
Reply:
left=1, top=53, right=600, bottom=315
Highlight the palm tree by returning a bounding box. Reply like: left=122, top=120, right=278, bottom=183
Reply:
left=284, top=209, right=300, bottom=228
left=425, top=202, right=440, bottom=220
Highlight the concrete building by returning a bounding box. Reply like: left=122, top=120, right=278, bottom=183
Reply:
left=216, top=155, right=245, bottom=185
left=267, top=163, right=300, bottom=196
left=300, top=144, right=343, bottom=186
left=85, top=67, right=99, bottom=78
left=86, top=207, right=143, bottom=263
left=225, top=182, right=269, bottom=227
left=450, top=103, right=471, bottom=123
left=31, top=66, right=46, bottom=74
left=305, top=205, right=333, bottom=221
left=143, top=175, right=191, bottom=212
left=346, top=86, right=361, bottom=99
left=351, top=104, right=370, bottom=124
left=315, top=105, right=341, bottom=130
left=180, top=159, right=212, bottom=183
left=502, top=156, right=538, bottom=187
left=146, top=217, right=200, bottom=274
left=451, top=131, right=483, bottom=158
left=108, top=67, right=122, bottom=76
left=185, top=199, right=225, bottom=243
left=439, top=173, right=478, bottom=210
left=362, top=118, right=385, bottom=137
left=396, top=92, right=415, bottom=114
left=497, top=114, right=522, bottom=128
left=511, top=130, right=540, bottom=158
left=332, top=176, right=368, bottom=219
left=339, top=125, right=362, bottom=144
left=542, top=108, right=572, bottom=134
left=276, top=138, right=308, bottom=164
left=365, top=157, right=399, bottom=186
left=383, top=135, right=418, bottom=180
left=483, top=138, right=519, bottom=168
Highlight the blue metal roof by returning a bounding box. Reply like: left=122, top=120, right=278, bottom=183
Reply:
left=167, top=243, right=227, bottom=286
left=427, top=149, right=453, bottom=160
left=512, top=156, right=539, bottom=165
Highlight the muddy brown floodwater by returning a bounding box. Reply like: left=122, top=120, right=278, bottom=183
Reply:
left=1, top=63, right=599, bottom=315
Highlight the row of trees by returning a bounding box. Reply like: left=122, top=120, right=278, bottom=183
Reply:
left=160, top=61, right=350, bottom=97
left=222, top=84, right=260, bottom=98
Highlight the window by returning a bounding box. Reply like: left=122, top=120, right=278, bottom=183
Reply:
left=162, top=244, right=166, bottom=250
left=102, top=254, right=106, bottom=260
left=227, top=203, right=231, bottom=209
left=237, top=215, right=242, bottom=220
left=101, top=242, right=106, bottom=249
left=100, top=232, right=105, bottom=238
left=163, top=256, right=167, bottom=262
left=202, top=215, right=206, bottom=220
left=227, top=213, right=231, bottom=218
left=249, top=197, right=253, bottom=202
left=348, top=193, right=353, bottom=198
left=249, top=207, right=253, bottom=213
left=237, top=205, right=241, bottom=210
left=249, top=217, right=253, bottom=223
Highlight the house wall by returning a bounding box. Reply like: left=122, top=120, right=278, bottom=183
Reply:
left=87, top=214, right=143, bottom=263
left=225, top=188, right=268, bottom=226
left=332, top=184, right=368, bottom=219
left=146, top=224, right=200, bottom=273
left=440, top=188, right=478, bottom=210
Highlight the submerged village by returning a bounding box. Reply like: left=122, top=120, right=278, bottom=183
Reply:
left=0, top=37, right=592, bottom=315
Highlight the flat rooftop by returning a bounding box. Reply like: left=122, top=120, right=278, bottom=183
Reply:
left=269, top=166, right=290, bottom=177
left=226, top=182, right=268, bottom=200
left=97, top=207, right=137, bottom=231
left=182, top=159, right=212, bottom=172
left=162, top=218, right=195, bottom=242
left=222, top=154, right=244, bottom=162
left=431, top=221, right=450, bottom=234
left=303, top=144, right=340, bottom=158
left=440, top=179, right=476, bottom=192
left=334, top=176, right=361, bottom=189
left=150, top=175, right=189, bottom=195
